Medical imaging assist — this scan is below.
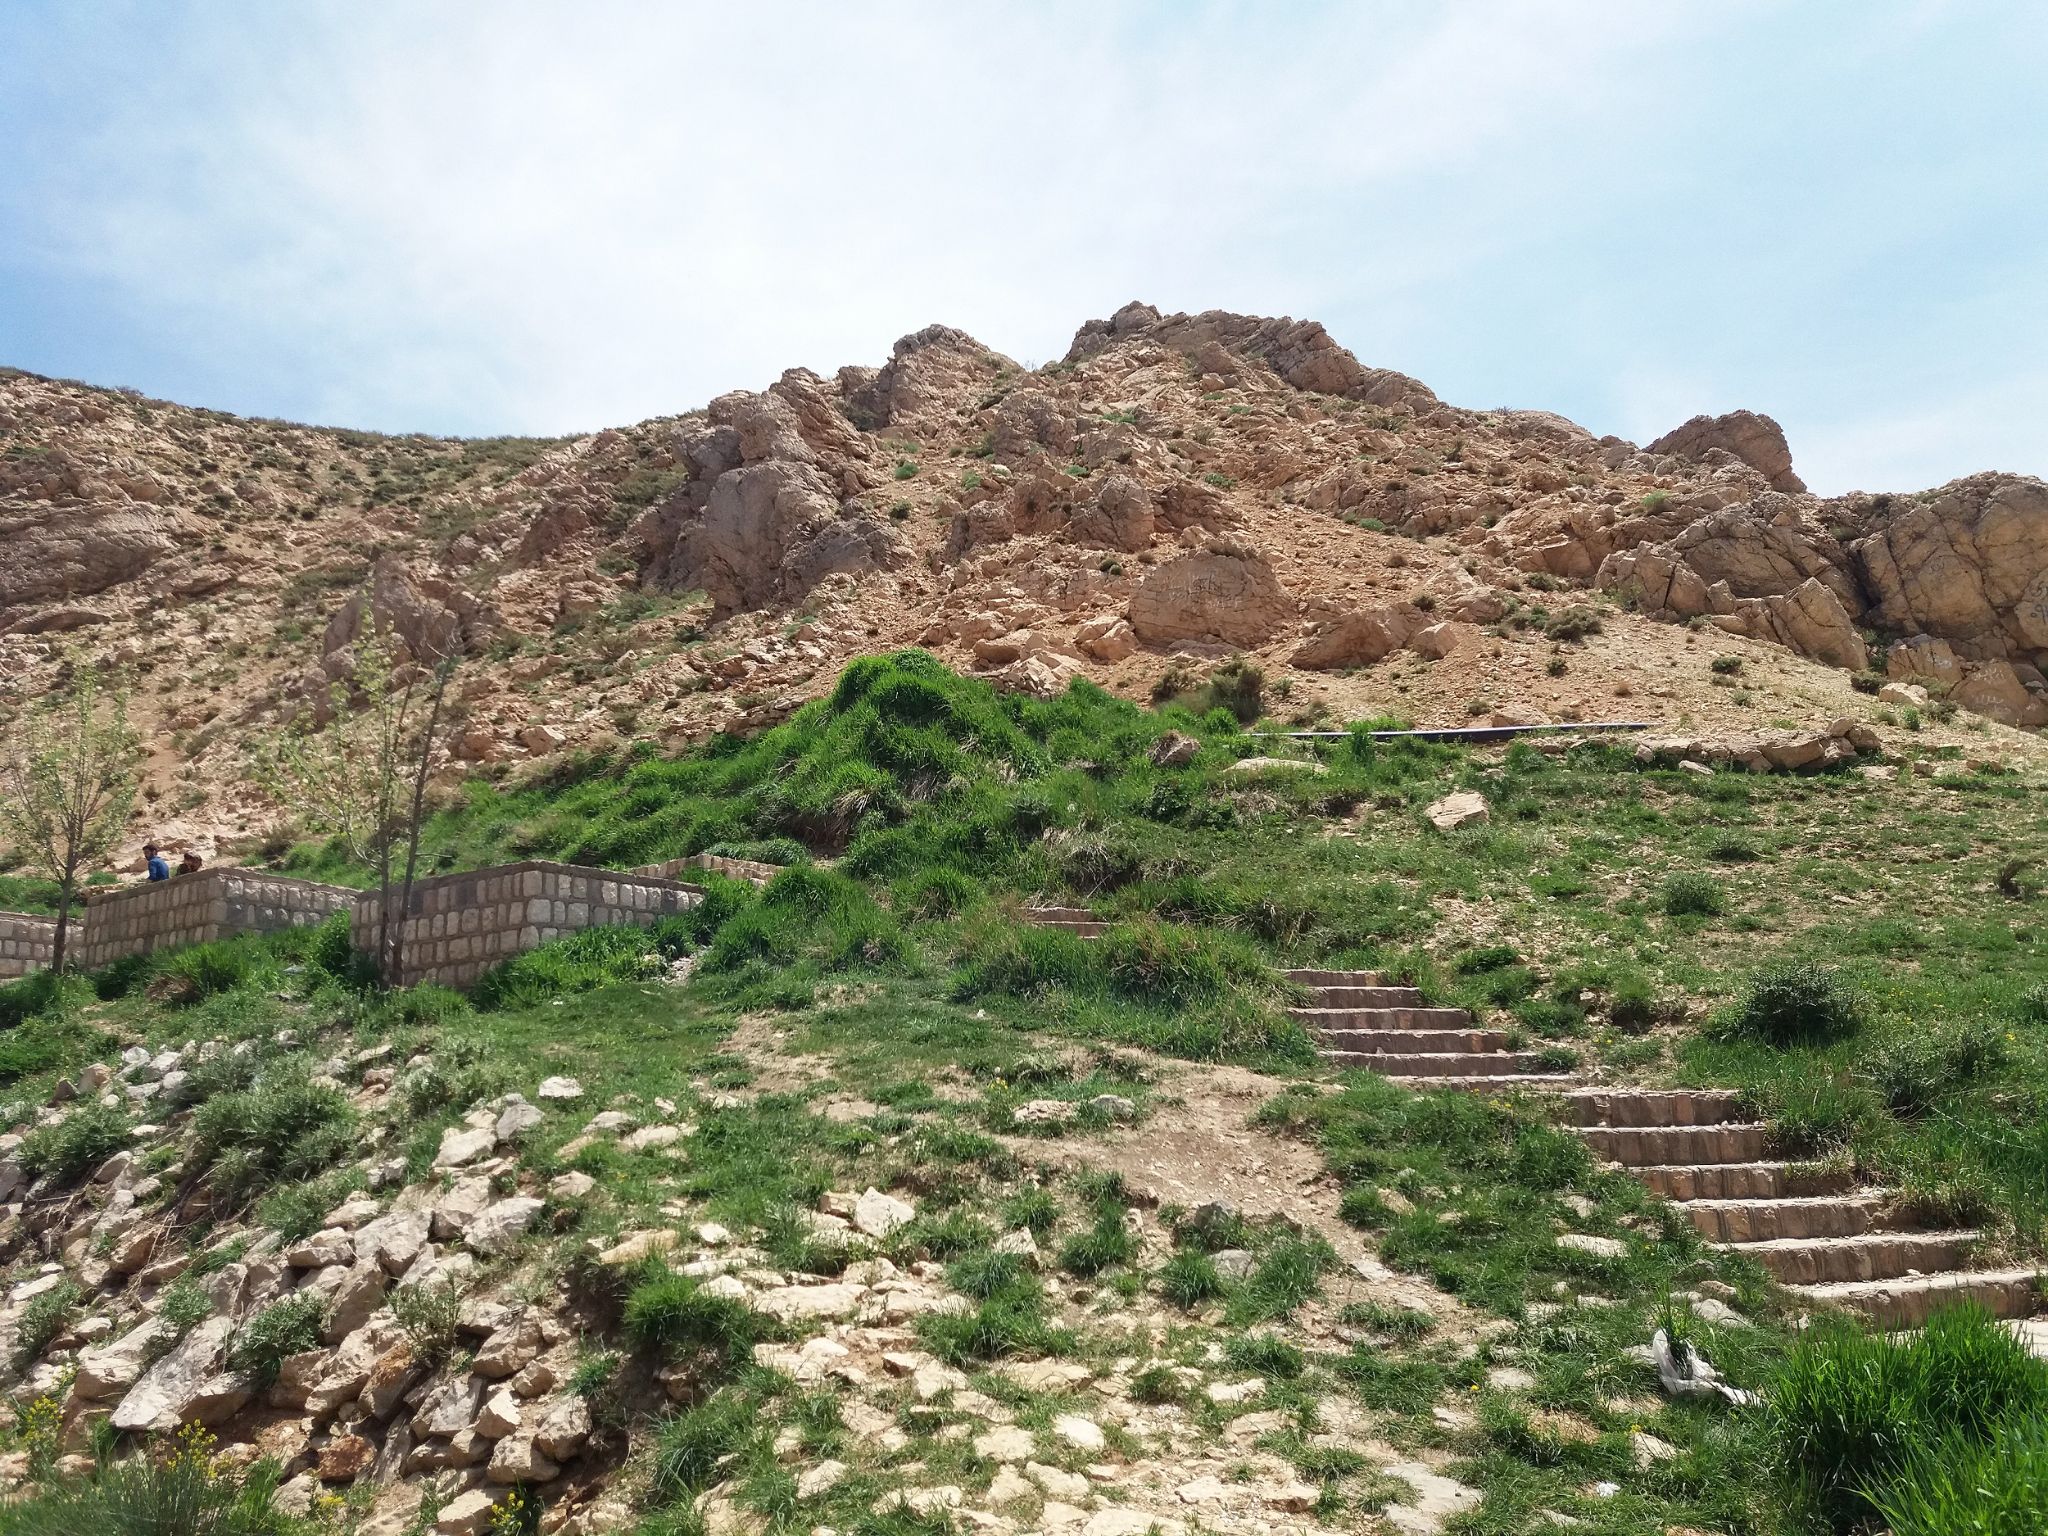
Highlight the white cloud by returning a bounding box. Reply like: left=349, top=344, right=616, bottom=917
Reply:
left=4, top=0, right=2042, bottom=500
left=17, top=0, right=1699, bottom=432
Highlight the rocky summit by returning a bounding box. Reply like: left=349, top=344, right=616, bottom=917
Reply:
left=3, top=300, right=2044, bottom=859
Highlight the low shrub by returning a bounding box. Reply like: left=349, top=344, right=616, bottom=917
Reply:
left=227, top=1293, right=327, bottom=1385
left=471, top=922, right=677, bottom=1010
left=1661, top=870, right=1725, bottom=917
left=392, top=1282, right=463, bottom=1367
left=1721, top=960, right=1864, bottom=1046
left=146, top=938, right=278, bottom=1006
left=0, top=970, right=90, bottom=1031
left=1864, top=1021, right=2009, bottom=1117
left=18, top=1102, right=129, bottom=1185
left=11, top=1280, right=80, bottom=1370
left=190, top=1064, right=356, bottom=1199
left=1765, top=1303, right=2048, bottom=1533
left=0, top=1425, right=297, bottom=1536
left=1157, top=1250, right=1225, bottom=1308
left=623, top=1268, right=756, bottom=1375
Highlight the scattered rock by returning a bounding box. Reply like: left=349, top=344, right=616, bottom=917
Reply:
left=1425, top=791, right=1489, bottom=831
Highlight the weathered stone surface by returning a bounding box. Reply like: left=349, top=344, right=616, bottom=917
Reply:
left=464, top=1197, right=545, bottom=1256
left=110, top=1316, right=234, bottom=1432
left=1425, top=791, right=1489, bottom=831
left=353, top=1208, right=431, bottom=1276
left=1128, top=543, right=1296, bottom=647
left=1648, top=410, right=1805, bottom=493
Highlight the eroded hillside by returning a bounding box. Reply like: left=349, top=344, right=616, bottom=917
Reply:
left=3, top=302, right=2045, bottom=860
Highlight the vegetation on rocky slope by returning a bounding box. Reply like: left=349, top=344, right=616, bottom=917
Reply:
left=1, top=654, right=2045, bottom=1535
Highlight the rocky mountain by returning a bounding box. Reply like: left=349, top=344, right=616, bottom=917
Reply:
left=3, top=301, right=2044, bottom=854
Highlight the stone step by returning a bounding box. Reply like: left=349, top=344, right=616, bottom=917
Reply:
left=1789, top=1268, right=2043, bottom=1330
left=1312, top=1028, right=1515, bottom=1055
left=1024, top=906, right=1095, bottom=923
left=1292, top=1007, right=1475, bottom=1030
left=1283, top=969, right=1388, bottom=988
left=1576, top=1123, right=1771, bottom=1167
left=1555, top=1088, right=1749, bottom=1129
left=1633, top=1161, right=1857, bottom=1201
left=1683, top=1193, right=1895, bottom=1243
left=1320, top=1050, right=1551, bottom=1078
left=1305, top=986, right=1427, bottom=1009
left=1400, top=1074, right=1579, bottom=1092
left=1724, top=1230, right=1983, bottom=1286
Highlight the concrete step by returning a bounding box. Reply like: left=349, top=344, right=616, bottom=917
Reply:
left=1284, top=969, right=1388, bottom=988
left=1304, top=986, right=1427, bottom=1009
left=1320, top=1050, right=1551, bottom=1078
left=1313, top=1028, right=1513, bottom=1055
left=1682, top=1193, right=1895, bottom=1243
left=1634, top=1161, right=1858, bottom=1201
left=1022, top=909, right=1107, bottom=938
left=1790, top=1268, right=2043, bottom=1330
left=1398, top=1074, right=1579, bottom=1092
left=1556, top=1088, right=1749, bottom=1129
left=1292, top=1006, right=1475, bottom=1030
left=1576, top=1123, right=1771, bottom=1167
left=1726, top=1230, right=1983, bottom=1286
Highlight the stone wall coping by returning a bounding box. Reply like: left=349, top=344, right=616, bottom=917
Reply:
left=0, top=911, right=59, bottom=932
left=359, top=860, right=709, bottom=914
left=82, top=868, right=358, bottom=910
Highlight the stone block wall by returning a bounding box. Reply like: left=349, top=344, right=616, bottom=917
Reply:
left=0, top=912, right=57, bottom=979
left=352, top=861, right=705, bottom=991
left=632, top=852, right=785, bottom=888
left=75, top=870, right=357, bottom=971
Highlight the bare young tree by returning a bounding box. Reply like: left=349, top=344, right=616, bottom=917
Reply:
left=0, top=664, right=142, bottom=971
left=256, top=613, right=462, bottom=985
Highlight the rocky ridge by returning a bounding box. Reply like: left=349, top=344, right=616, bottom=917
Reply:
left=3, top=302, right=2044, bottom=854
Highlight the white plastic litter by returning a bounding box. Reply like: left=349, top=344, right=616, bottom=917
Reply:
left=1652, top=1327, right=1757, bottom=1406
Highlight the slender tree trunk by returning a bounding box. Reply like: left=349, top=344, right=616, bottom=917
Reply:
left=51, top=865, right=75, bottom=973
left=391, top=665, right=452, bottom=990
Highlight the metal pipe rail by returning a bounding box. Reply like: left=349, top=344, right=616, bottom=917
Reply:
left=1253, top=721, right=1654, bottom=745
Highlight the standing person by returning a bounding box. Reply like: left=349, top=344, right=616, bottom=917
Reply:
left=177, top=850, right=203, bottom=877
left=143, top=843, right=170, bottom=882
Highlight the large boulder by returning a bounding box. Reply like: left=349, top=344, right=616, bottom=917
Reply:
left=1850, top=473, right=2048, bottom=661
left=840, top=325, right=1017, bottom=435
left=1128, top=542, right=1296, bottom=647
left=1289, top=607, right=1412, bottom=670
left=1647, top=410, right=1806, bottom=493
left=1066, top=303, right=1437, bottom=410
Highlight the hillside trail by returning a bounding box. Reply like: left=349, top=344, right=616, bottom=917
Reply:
left=1023, top=909, right=2048, bottom=1347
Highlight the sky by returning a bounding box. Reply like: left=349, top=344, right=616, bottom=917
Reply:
left=1, top=1, right=2043, bottom=497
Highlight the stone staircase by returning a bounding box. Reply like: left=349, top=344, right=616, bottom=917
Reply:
left=1559, top=1087, right=2043, bottom=1329
left=1022, top=906, right=1110, bottom=940
left=1015, top=907, right=2044, bottom=1334
left=1285, top=969, right=1574, bottom=1090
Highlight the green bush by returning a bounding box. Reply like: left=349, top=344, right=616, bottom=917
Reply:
left=1661, top=870, right=1725, bottom=917
left=1870, top=1411, right=2048, bottom=1535
left=0, top=969, right=91, bottom=1031
left=227, top=1293, right=327, bottom=1385
left=1765, top=1304, right=2048, bottom=1533
left=147, top=937, right=278, bottom=1005
left=189, top=1064, right=357, bottom=1199
left=623, top=1268, right=756, bottom=1374
left=18, top=1103, right=130, bottom=1185
left=1157, top=1250, right=1225, bottom=1308
left=1865, top=1021, right=2009, bottom=1117
left=11, top=1279, right=80, bottom=1370
left=471, top=922, right=672, bottom=1010
left=0, top=1432, right=297, bottom=1536
left=1722, top=960, right=1864, bottom=1046
left=650, top=1392, right=758, bottom=1499
left=392, top=1282, right=462, bottom=1367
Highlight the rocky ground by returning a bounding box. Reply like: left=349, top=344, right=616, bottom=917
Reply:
left=4, top=302, right=2044, bottom=866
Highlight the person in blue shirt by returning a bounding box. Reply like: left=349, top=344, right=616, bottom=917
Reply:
left=144, top=844, right=170, bottom=882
